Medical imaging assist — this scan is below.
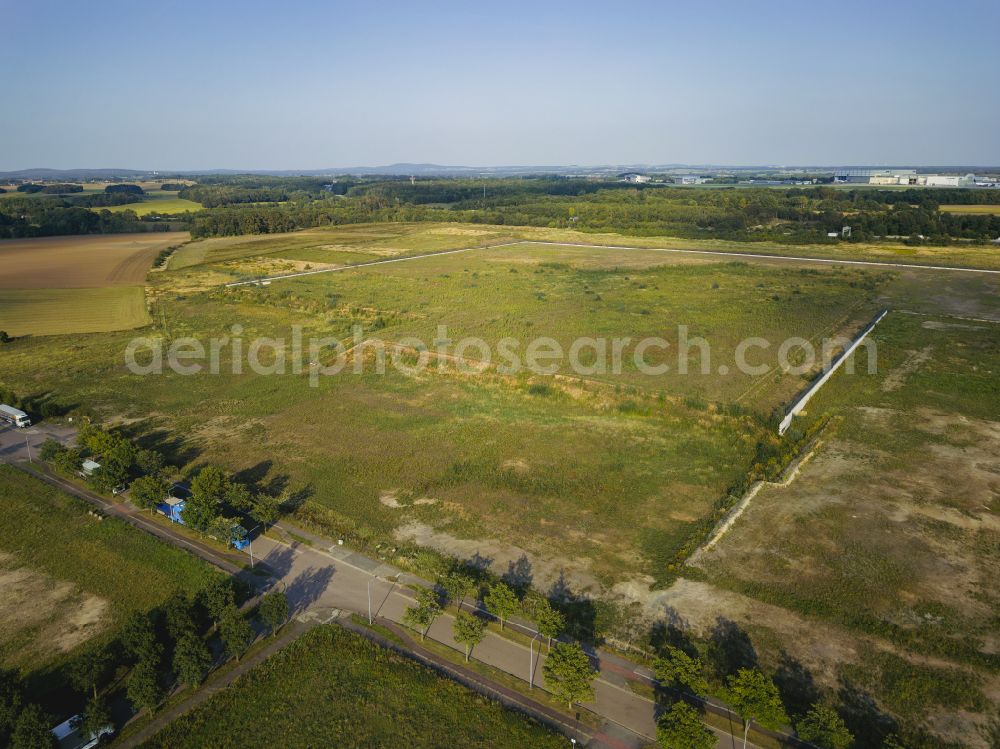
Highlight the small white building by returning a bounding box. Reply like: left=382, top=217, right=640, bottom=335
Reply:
left=674, top=174, right=708, bottom=185
left=620, top=173, right=651, bottom=184
left=80, top=459, right=101, bottom=477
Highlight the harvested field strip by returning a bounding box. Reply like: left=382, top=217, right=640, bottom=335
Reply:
left=0, top=232, right=187, bottom=288
left=0, top=286, right=151, bottom=336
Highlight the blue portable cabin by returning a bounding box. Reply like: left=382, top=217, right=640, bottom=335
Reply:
left=230, top=524, right=249, bottom=550
left=156, top=495, right=186, bottom=524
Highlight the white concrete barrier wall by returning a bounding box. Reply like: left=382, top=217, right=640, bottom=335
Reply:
left=778, top=308, right=889, bottom=435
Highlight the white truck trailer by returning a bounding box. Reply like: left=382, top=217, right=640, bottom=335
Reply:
left=0, top=404, right=31, bottom=428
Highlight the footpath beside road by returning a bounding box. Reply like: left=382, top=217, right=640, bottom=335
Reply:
left=2, top=429, right=770, bottom=749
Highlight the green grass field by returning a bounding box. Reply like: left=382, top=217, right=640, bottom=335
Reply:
left=0, top=286, right=150, bottom=336
left=938, top=204, right=1000, bottom=215
left=0, top=230, right=889, bottom=586
left=139, top=625, right=567, bottom=749
left=0, top=465, right=223, bottom=677
left=100, top=196, right=203, bottom=216
left=168, top=222, right=510, bottom=270
left=242, top=241, right=886, bottom=406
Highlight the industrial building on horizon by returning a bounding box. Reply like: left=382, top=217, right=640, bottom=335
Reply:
left=834, top=168, right=978, bottom=187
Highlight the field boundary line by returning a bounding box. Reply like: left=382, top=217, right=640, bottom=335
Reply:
left=896, top=309, right=1000, bottom=325
left=222, top=241, right=523, bottom=287
left=517, top=240, right=1000, bottom=274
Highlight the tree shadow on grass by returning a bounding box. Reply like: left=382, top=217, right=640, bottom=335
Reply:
left=707, top=617, right=757, bottom=680
left=837, top=678, right=898, bottom=749
left=547, top=571, right=599, bottom=644
left=774, top=651, right=820, bottom=720
left=649, top=606, right=700, bottom=658
left=501, top=554, right=533, bottom=597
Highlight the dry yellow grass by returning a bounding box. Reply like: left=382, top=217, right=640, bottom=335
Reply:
left=938, top=204, right=1000, bottom=215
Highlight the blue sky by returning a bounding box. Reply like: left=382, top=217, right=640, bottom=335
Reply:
left=2, top=0, right=998, bottom=169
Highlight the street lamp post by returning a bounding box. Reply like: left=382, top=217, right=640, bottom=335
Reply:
left=24, top=434, right=31, bottom=463
left=368, top=578, right=374, bottom=625
left=246, top=524, right=260, bottom=569
left=529, top=634, right=539, bottom=689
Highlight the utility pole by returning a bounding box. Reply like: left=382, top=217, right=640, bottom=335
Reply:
left=24, top=434, right=31, bottom=463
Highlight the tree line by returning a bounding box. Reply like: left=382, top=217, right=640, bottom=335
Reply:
left=0, top=197, right=168, bottom=238
left=395, top=560, right=875, bottom=749
left=0, top=579, right=289, bottom=748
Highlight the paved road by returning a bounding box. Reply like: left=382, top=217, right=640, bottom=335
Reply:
left=2, top=424, right=767, bottom=749
left=0, top=420, right=75, bottom=462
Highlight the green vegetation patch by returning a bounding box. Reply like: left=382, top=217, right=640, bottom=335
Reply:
left=140, top=624, right=567, bottom=749
left=0, top=465, right=223, bottom=675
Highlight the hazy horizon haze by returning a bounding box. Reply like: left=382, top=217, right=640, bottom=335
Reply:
left=3, top=0, right=998, bottom=170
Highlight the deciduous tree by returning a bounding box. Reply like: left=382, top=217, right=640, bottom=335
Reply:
left=542, top=642, right=596, bottom=709
left=250, top=493, right=280, bottom=531
left=120, top=611, right=161, bottom=664
left=201, top=579, right=236, bottom=625
left=796, top=705, right=853, bottom=749
left=219, top=606, right=254, bottom=662
left=402, top=587, right=442, bottom=641
left=127, top=657, right=162, bottom=714
left=654, top=645, right=708, bottom=696
left=11, top=704, right=56, bottom=749
left=68, top=646, right=112, bottom=700
left=173, top=634, right=212, bottom=688
left=727, top=668, right=789, bottom=748
left=535, top=600, right=565, bottom=652
left=657, top=702, right=715, bottom=749
left=130, top=474, right=168, bottom=512
left=259, top=591, right=289, bottom=637
left=76, top=696, right=111, bottom=741
left=484, top=582, right=518, bottom=630
left=452, top=612, right=487, bottom=662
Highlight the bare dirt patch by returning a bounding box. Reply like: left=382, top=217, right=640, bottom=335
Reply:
left=0, top=552, right=110, bottom=667
left=394, top=521, right=601, bottom=594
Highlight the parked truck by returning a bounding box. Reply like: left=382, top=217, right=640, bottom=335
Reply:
left=0, top=404, right=31, bottom=428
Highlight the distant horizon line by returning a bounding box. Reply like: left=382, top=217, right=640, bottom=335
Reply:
left=2, top=162, right=998, bottom=177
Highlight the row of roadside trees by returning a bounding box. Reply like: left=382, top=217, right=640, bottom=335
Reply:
left=401, top=574, right=599, bottom=711
left=653, top=644, right=857, bottom=749
left=401, top=561, right=863, bottom=749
